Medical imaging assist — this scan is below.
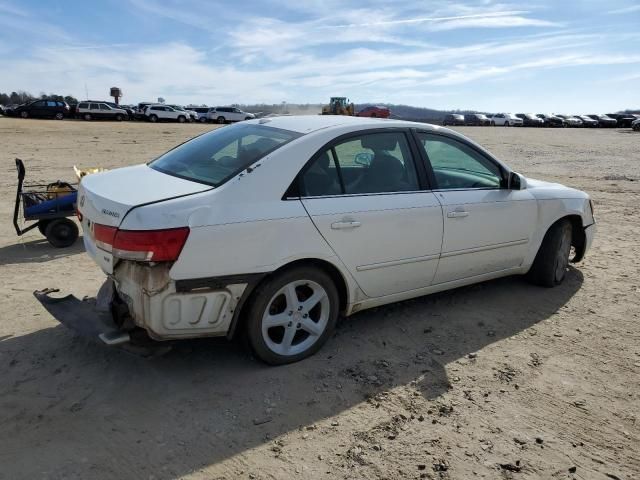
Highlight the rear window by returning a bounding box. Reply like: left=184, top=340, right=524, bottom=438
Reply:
left=149, top=124, right=301, bottom=187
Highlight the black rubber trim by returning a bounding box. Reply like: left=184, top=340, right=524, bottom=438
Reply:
left=175, top=273, right=268, bottom=293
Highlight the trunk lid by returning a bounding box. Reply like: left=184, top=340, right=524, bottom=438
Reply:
left=78, top=164, right=210, bottom=273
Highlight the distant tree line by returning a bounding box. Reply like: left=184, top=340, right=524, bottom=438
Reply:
left=0, top=91, right=79, bottom=106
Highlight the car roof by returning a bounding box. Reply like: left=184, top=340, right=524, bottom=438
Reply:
left=248, top=114, right=439, bottom=134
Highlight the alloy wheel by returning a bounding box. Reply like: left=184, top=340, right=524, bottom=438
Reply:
left=261, top=280, right=330, bottom=356
left=554, top=227, right=572, bottom=283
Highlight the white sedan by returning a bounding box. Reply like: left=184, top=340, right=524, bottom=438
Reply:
left=37, top=116, right=596, bottom=364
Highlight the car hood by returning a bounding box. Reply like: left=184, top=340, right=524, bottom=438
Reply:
left=78, top=164, right=211, bottom=227
left=525, top=177, right=586, bottom=199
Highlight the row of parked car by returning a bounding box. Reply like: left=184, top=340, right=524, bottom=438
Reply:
left=0, top=99, right=256, bottom=124
left=2, top=99, right=639, bottom=131
left=443, top=112, right=640, bottom=129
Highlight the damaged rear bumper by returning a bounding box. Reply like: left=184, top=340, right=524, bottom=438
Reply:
left=34, top=261, right=254, bottom=350
left=34, top=282, right=121, bottom=341
left=33, top=281, right=170, bottom=356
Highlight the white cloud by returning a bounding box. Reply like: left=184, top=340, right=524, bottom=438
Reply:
left=608, top=5, right=640, bottom=14
left=0, top=0, right=637, bottom=111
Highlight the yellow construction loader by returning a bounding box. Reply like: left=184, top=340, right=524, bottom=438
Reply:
left=321, top=97, right=355, bottom=116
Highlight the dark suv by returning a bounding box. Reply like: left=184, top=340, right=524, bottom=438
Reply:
left=605, top=113, right=637, bottom=128
left=464, top=113, right=490, bottom=126
left=587, top=114, right=617, bottom=128
left=442, top=114, right=465, bottom=126
left=516, top=113, right=544, bottom=127
left=10, top=99, right=69, bottom=120
left=536, top=114, right=564, bottom=127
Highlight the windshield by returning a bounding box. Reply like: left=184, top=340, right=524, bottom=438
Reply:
left=150, top=123, right=300, bottom=186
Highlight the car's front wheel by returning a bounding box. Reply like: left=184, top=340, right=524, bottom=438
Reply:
left=199, top=116, right=207, bottom=123
left=246, top=266, right=339, bottom=365
left=217, top=116, right=226, bottom=124
left=178, top=115, right=186, bottom=123
left=527, top=219, right=573, bottom=287
left=54, top=112, right=64, bottom=120
left=20, top=111, right=29, bottom=119
left=149, top=114, right=158, bottom=122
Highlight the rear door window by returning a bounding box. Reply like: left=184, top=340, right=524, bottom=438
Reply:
left=300, top=131, right=419, bottom=196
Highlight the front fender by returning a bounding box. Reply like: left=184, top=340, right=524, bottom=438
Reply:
left=523, top=197, right=593, bottom=269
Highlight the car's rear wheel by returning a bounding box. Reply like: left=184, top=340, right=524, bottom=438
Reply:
left=246, top=266, right=339, bottom=365
left=45, top=218, right=79, bottom=248
left=149, top=114, right=158, bottom=122
left=217, top=116, right=226, bottom=124
left=84, top=113, right=92, bottom=121
left=20, top=111, right=28, bottom=119
left=54, top=112, right=64, bottom=120
left=527, top=219, right=573, bottom=287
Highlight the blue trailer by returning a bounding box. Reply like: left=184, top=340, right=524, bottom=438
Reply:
left=13, top=158, right=79, bottom=248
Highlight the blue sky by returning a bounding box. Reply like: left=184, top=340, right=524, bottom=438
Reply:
left=0, top=0, right=638, bottom=111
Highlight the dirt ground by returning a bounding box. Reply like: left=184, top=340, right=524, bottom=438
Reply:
left=0, top=118, right=638, bottom=480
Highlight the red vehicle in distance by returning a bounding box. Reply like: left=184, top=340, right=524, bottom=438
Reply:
left=356, top=105, right=391, bottom=118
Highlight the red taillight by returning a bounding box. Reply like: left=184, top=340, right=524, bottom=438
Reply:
left=94, top=223, right=117, bottom=252
left=93, top=224, right=189, bottom=262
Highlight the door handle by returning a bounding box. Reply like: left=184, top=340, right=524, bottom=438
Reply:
left=447, top=210, right=469, bottom=218
left=331, top=221, right=361, bottom=230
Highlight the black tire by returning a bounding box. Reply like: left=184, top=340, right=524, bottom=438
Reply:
left=199, top=116, right=207, bottom=123
left=178, top=115, right=186, bottom=123
left=20, top=111, right=28, bottom=119
left=115, top=114, right=123, bottom=121
left=217, top=116, right=226, bottom=124
left=149, top=114, right=158, bottom=122
left=490, top=121, right=495, bottom=126
left=54, top=112, right=64, bottom=120
left=37, top=220, right=50, bottom=236
left=45, top=218, right=79, bottom=248
left=84, top=113, right=92, bottom=121
left=527, top=220, right=572, bottom=287
left=246, top=266, right=339, bottom=365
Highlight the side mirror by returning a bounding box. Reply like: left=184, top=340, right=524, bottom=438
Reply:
left=508, top=171, right=527, bottom=190
left=354, top=152, right=373, bottom=167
